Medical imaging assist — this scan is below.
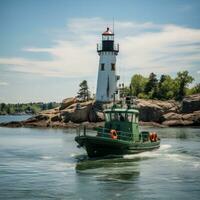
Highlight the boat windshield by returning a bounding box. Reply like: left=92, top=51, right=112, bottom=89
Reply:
left=105, top=113, right=111, bottom=122
left=105, top=112, right=139, bottom=123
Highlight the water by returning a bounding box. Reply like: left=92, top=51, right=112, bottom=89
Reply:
left=0, top=115, right=31, bottom=123
left=0, top=116, right=200, bottom=200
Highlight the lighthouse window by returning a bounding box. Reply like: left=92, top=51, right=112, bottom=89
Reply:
left=101, top=63, right=105, bottom=71
left=111, top=63, right=115, bottom=71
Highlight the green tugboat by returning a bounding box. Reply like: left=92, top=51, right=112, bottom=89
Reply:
left=75, top=99, right=160, bottom=158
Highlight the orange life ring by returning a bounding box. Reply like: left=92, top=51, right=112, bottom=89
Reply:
left=110, top=129, right=118, bottom=139
left=154, top=132, right=157, bottom=141
left=149, top=132, right=154, bottom=142
left=149, top=132, right=157, bottom=142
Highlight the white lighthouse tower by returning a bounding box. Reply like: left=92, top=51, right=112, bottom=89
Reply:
left=96, top=27, right=119, bottom=102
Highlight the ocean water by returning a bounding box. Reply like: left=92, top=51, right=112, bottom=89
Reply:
left=0, top=115, right=200, bottom=200
left=0, top=115, right=32, bottom=123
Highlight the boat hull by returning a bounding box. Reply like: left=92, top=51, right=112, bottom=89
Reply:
left=75, top=135, right=160, bottom=158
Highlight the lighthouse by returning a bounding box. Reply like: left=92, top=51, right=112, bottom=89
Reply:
left=96, top=27, right=119, bottom=102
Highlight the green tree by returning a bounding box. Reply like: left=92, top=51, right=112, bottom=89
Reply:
left=77, top=80, right=90, bottom=101
left=130, top=74, right=147, bottom=96
left=120, top=86, right=130, bottom=98
left=42, top=103, right=47, bottom=110
left=175, top=71, right=194, bottom=100
left=6, top=106, right=11, bottom=114
left=188, top=83, right=200, bottom=95
left=47, top=102, right=53, bottom=109
left=144, top=72, right=158, bottom=98
left=157, top=75, right=177, bottom=100
left=0, top=103, right=6, bottom=112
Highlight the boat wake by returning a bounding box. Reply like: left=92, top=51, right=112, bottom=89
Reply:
left=123, top=144, right=172, bottom=159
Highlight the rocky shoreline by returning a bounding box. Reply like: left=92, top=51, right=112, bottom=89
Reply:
left=0, top=94, right=200, bottom=129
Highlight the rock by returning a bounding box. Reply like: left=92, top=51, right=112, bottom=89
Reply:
left=1, top=121, right=23, bottom=127
left=88, top=108, right=104, bottom=122
left=162, top=119, right=194, bottom=126
left=82, top=121, right=104, bottom=129
left=162, top=112, right=182, bottom=121
left=27, top=114, right=50, bottom=122
left=162, top=110, right=200, bottom=126
left=51, top=114, right=61, bottom=122
left=137, top=99, right=179, bottom=122
left=182, top=93, right=200, bottom=113
left=59, top=97, right=76, bottom=110
left=61, top=102, right=93, bottom=123
left=182, top=111, right=200, bottom=125
left=40, top=107, right=60, bottom=115
left=139, top=121, right=166, bottom=127
left=137, top=100, right=163, bottom=122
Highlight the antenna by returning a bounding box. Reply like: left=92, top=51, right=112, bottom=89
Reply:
left=112, top=17, right=115, bottom=34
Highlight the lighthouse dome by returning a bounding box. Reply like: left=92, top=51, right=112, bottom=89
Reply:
left=102, top=27, right=114, bottom=35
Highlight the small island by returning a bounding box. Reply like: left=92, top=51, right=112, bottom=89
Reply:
left=1, top=93, right=199, bottom=129
left=1, top=71, right=200, bottom=128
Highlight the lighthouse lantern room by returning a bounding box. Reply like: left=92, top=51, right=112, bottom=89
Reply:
left=96, top=27, right=120, bottom=102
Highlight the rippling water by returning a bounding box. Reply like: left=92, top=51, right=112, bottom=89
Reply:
left=0, top=116, right=200, bottom=199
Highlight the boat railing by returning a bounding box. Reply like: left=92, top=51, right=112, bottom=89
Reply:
left=76, top=126, right=133, bottom=141
left=98, top=127, right=133, bottom=140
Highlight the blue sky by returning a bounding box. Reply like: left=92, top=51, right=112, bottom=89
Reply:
left=0, top=0, right=200, bottom=103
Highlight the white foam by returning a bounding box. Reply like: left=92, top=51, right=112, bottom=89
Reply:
left=70, top=153, right=77, bottom=157
left=193, top=162, right=200, bottom=169
left=51, top=162, right=75, bottom=171
left=123, top=151, right=160, bottom=159
left=115, top=193, right=122, bottom=197
left=40, top=156, right=52, bottom=160
left=160, top=144, right=172, bottom=150
left=164, top=153, right=200, bottom=169
left=165, top=154, right=185, bottom=162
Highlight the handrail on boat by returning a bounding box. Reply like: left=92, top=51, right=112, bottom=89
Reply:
left=76, top=125, right=134, bottom=140
left=98, top=127, right=133, bottom=140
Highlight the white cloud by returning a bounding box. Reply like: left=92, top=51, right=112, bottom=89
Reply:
left=0, top=81, right=9, bottom=86
left=120, top=24, right=200, bottom=75
left=0, top=18, right=200, bottom=80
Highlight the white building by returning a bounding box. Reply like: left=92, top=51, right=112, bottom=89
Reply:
left=96, top=27, right=120, bottom=102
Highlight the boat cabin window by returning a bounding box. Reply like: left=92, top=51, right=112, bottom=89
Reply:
left=130, top=113, right=139, bottom=123
left=126, top=113, right=133, bottom=122
left=132, top=114, right=135, bottom=123
left=135, top=114, right=139, bottom=123
left=119, top=113, right=126, bottom=121
left=109, top=112, right=135, bottom=122
left=105, top=113, right=111, bottom=122
left=111, top=113, right=119, bottom=121
left=110, top=112, right=126, bottom=121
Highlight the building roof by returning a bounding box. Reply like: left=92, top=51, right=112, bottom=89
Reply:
left=102, top=27, right=114, bottom=35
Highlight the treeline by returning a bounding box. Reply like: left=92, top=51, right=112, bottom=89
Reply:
left=0, top=102, right=60, bottom=115
left=122, top=70, right=200, bottom=101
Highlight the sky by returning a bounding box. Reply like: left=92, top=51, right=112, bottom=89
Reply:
left=0, top=0, right=200, bottom=103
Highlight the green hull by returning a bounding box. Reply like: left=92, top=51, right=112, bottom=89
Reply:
left=75, top=135, right=160, bottom=158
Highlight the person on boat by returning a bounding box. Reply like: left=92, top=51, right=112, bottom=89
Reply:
left=119, top=113, right=125, bottom=121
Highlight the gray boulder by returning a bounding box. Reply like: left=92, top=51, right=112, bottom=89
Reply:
left=162, top=110, right=200, bottom=126
left=182, top=93, right=200, bottom=113
left=61, top=101, right=93, bottom=123
left=60, top=97, right=76, bottom=110
left=137, top=99, right=179, bottom=122
left=88, top=108, right=104, bottom=122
